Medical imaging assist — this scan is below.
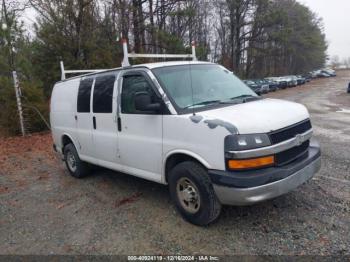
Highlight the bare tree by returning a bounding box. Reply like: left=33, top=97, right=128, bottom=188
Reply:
left=1, top=0, right=29, bottom=70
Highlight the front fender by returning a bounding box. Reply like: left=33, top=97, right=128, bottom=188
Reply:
left=162, top=149, right=212, bottom=184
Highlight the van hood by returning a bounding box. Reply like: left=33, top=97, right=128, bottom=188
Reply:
left=199, top=98, right=309, bottom=134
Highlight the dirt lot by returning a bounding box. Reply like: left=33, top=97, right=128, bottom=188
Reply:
left=1, top=71, right=350, bottom=256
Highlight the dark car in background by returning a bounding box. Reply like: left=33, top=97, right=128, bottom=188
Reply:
left=275, top=77, right=288, bottom=89
left=282, top=76, right=298, bottom=87
left=296, top=75, right=306, bottom=85
left=252, top=79, right=270, bottom=94
left=264, top=79, right=278, bottom=92
left=243, top=80, right=262, bottom=95
left=303, top=74, right=312, bottom=82
left=266, top=77, right=288, bottom=89
left=348, top=82, right=350, bottom=93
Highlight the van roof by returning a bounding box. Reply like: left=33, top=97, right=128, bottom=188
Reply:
left=58, top=61, right=214, bottom=83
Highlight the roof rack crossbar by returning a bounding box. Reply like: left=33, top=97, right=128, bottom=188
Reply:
left=121, top=39, right=197, bottom=67
left=60, top=61, right=107, bottom=81
left=128, top=53, right=193, bottom=59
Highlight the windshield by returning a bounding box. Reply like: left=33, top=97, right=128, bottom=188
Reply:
left=152, top=64, right=256, bottom=110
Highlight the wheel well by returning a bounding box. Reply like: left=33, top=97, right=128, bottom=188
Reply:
left=61, top=135, right=73, bottom=151
left=165, top=153, right=205, bottom=183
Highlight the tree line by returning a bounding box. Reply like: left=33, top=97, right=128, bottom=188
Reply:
left=0, top=0, right=327, bottom=135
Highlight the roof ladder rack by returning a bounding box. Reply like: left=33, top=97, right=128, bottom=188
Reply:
left=60, top=61, right=107, bottom=81
left=121, top=39, right=197, bottom=67
left=60, top=40, right=197, bottom=80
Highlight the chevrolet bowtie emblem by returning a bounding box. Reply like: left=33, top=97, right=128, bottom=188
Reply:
left=295, top=134, right=303, bottom=146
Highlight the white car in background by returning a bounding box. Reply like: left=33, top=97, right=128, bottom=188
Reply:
left=285, top=75, right=298, bottom=86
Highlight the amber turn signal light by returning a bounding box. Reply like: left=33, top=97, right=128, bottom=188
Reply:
left=228, top=155, right=275, bottom=170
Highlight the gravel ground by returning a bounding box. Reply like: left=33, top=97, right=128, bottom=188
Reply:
left=0, top=71, right=349, bottom=256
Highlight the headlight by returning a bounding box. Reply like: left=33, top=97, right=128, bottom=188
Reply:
left=224, top=134, right=273, bottom=170
left=225, top=134, right=271, bottom=151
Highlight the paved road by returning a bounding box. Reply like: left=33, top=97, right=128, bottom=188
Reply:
left=1, top=71, right=349, bottom=255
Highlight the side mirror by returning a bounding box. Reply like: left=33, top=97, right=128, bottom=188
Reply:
left=134, top=91, right=161, bottom=112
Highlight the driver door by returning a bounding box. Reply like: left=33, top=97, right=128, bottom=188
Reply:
left=117, top=71, right=164, bottom=182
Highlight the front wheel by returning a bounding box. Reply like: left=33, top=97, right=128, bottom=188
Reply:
left=168, top=161, right=222, bottom=226
left=63, top=143, right=90, bottom=178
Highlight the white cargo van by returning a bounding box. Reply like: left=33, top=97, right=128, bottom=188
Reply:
left=50, top=49, right=321, bottom=225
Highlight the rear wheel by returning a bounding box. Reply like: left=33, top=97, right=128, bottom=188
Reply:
left=169, top=161, right=222, bottom=226
left=63, top=143, right=90, bottom=178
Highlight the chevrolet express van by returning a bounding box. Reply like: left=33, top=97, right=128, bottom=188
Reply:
left=50, top=61, right=321, bottom=225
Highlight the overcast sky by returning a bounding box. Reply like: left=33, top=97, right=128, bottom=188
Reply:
left=300, top=0, right=350, bottom=61
left=21, top=0, right=350, bottom=61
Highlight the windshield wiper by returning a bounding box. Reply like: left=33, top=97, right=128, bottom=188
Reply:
left=184, top=100, right=222, bottom=109
left=229, top=94, right=261, bottom=102
left=184, top=95, right=260, bottom=109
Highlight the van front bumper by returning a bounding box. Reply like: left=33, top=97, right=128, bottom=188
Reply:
left=209, top=140, right=321, bottom=206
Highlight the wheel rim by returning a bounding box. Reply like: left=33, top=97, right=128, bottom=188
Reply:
left=66, top=151, right=77, bottom=172
left=176, top=177, right=201, bottom=214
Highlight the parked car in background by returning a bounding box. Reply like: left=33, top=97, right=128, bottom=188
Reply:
left=290, top=76, right=299, bottom=86
left=264, top=79, right=278, bottom=92
left=303, top=74, right=312, bottom=82
left=277, top=77, right=290, bottom=87
left=316, top=70, right=331, bottom=78
left=283, top=76, right=298, bottom=87
left=274, top=77, right=288, bottom=89
left=347, top=82, right=350, bottom=93
left=252, top=79, right=270, bottom=94
left=296, top=75, right=306, bottom=85
left=243, top=80, right=262, bottom=95
left=322, top=68, right=336, bottom=77
left=310, top=71, right=319, bottom=78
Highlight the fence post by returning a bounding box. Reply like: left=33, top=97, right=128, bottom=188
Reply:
left=12, top=71, right=25, bottom=136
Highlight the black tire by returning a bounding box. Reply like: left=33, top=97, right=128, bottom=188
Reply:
left=168, top=161, right=222, bottom=226
left=63, top=143, right=90, bottom=178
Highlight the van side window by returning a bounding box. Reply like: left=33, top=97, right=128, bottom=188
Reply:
left=77, top=78, right=93, bottom=113
left=93, top=75, right=116, bottom=113
left=121, top=75, right=158, bottom=114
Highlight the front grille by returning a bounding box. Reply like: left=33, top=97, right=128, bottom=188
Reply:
left=269, top=120, right=312, bottom=144
left=275, top=140, right=309, bottom=166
